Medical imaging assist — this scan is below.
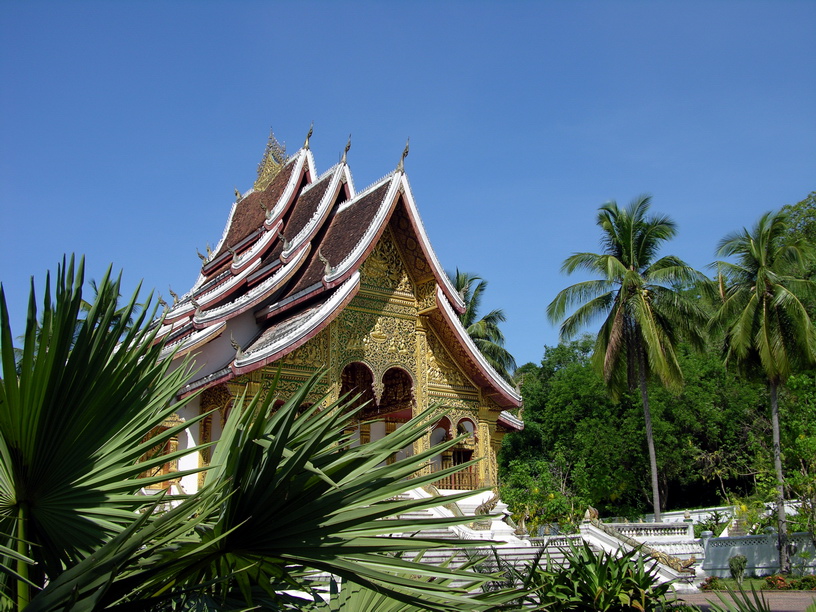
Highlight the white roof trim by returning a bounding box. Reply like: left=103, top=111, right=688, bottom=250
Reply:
left=231, top=220, right=282, bottom=272
left=234, top=272, right=360, bottom=368
left=284, top=165, right=343, bottom=259
left=160, top=321, right=226, bottom=361
left=436, top=286, right=521, bottom=403
left=325, top=175, right=399, bottom=283
left=193, top=244, right=310, bottom=325
left=398, top=174, right=465, bottom=312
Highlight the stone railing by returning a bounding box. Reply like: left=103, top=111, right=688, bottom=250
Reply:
left=701, top=531, right=816, bottom=577
left=609, top=522, right=695, bottom=540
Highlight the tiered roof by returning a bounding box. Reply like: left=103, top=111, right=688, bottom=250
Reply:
left=156, top=136, right=521, bottom=425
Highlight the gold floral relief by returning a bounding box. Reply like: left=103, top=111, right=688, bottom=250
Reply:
left=280, top=328, right=328, bottom=369
left=426, top=329, right=469, bottom=388
left=361, top=228, right=414, bottom=295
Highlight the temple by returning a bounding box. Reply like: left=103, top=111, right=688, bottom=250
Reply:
left=154, top=129, right=522, bottom=494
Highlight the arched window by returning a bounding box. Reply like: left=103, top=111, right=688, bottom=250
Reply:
left=340, top=362, right=376, bottom=411
left=379, top=367, right=414, bottom=416
left=456, top=418, right=476, bottom=438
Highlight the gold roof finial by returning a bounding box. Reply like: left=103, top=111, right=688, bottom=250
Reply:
left=303, top=121, right=314, bottom=150
left=341, top=134, right=351, bottom=164
left=255, top=128, right=288, bottom=192
left=397, top=138, right=410, bottom=172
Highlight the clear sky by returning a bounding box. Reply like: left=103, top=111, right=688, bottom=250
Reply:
left=1, top=1, right=814, bottom=368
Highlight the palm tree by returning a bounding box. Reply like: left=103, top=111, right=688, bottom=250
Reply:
left=546, top=195, right=707, bottom=521
left=710, top=210, right=816, bottom=573
left=449, top=269, right=517, bottom=383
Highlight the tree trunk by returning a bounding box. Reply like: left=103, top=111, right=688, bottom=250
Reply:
left=771, top=381, right=790, bottom=573
left=637, top=354, right=661, bottom=522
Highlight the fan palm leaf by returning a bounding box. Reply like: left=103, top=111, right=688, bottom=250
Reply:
left=0, top=256, right=206, bottom=605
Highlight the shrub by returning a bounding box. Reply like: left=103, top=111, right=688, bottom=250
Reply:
left=729, top=554, right=748, bottom=584
left=523, top=541, right=672, bottom=611
left=798, top=575, right=816, bottom=590
left=764, top=574, right=793, bottom=590
left=700, top=576, right=725, bottom=591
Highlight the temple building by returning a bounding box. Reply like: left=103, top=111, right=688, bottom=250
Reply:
left=154, top=130, right=522, bottom=494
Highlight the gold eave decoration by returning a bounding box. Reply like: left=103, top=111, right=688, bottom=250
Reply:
left=254, top=129, right=288, bottom=192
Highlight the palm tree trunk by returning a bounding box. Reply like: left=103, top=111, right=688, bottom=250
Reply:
left=637, top=351, right=661, bottom=522
left=770, top=381, right=790, bottom=573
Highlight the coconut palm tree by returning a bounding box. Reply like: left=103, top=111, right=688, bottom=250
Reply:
left=449, top=269, right=517, bottom=383
left=710, top=210, right=816, bottom=573
left=546, top=195, right=708, bottom=521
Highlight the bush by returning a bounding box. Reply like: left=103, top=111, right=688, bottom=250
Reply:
left=798, top=574, right=816, bottom=590
left=700, top=576, right=725, bottom=591
left=523, top=541, right=672, bottom=611
left=764, top=574, right=793, bottom=590
left=729, top=554, right=748, bottom=584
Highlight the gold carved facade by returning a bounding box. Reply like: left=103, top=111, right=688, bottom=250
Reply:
left=199, top=225, right=503, bottom=488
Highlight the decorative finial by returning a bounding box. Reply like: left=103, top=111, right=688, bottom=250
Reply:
left=206, top=243, right=212, bottom=256
left=190, top=297, right=200, bottom=310
left=157, top=296, right=168, bottom=312
left=341, top=134, right=351, bottom=164
left=168, top=287, right=179, bottom=306
left=397, top=138, right=410, bottom=172
left=318, top=247, right=334, bottom=276
left=196, top=248, right=207, bottom=262
left=260, top=201, right=273, bottom=221
left=255, top=129, right=288, bottom=192
left=230, top=333, right=245, bottom=358
left=277, top=231, right=290, bottom=251
left=234, top=187, right=242, bottom=201
left=227, top=246, right=239, bottom=264
left=303, top=121, right=314, bottom=150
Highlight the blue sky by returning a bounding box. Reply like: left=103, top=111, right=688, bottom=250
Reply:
left=1, top=1, right=814, bottom=368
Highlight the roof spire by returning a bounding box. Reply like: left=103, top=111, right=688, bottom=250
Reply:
left=341, top=134, right=351, bottom=164
left=397, top=138, right=410, bottom=172
left=303, top=121, right=314, bottom=150
left=254, top=128, right=288, bottom=192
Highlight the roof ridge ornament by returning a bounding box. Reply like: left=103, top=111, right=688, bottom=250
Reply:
left=277, top=231, right=290, bottom=251
left=230, top=333, right=245, bottom=359
left=396, top=138, right=410, bottom=173
left=254, top=128, right=288, bottom=192
left=341, top=134, right=351, bottom=164
left=168, top=287, right=179, bottom=306
left=318, top=247, right=334, bottom=276
left=157, top=296, right=169, bottom=315
left=303, top=121, right=314, bottom=150
left=196, top=248, right=207, bottom=263
left=234, top=187, right=243, bottom=201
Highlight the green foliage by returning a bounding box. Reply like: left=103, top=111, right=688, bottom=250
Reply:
left=547, top=194, right=709, bottom=520
left=448, top=268, right=517, bottom=382
left=520, top=541, right=672, bottom=611
left=708, top=584, right=771, bottom=612
left=700, top=576, right=726, bottom=591
left=0, top=256, right=203, bottom=608
left=1, top=256, right=515, bottom=611
left=729, top=554, right=748, bottom=584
